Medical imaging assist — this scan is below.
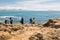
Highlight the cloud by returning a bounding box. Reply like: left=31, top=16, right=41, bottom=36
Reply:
left=0, top=0, right=60, bottom=11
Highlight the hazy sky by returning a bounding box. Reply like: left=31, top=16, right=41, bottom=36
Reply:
left=0, top=0, right=60, bottom=11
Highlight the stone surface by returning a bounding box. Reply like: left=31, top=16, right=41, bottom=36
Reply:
left=43, top=18, right=60, bottom=28
left=0, top=18, right=60, bottom=40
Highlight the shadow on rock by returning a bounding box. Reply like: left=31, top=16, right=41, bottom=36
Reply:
left=29, top=33, right=43, bottom=40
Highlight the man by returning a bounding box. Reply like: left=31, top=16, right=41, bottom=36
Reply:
left=20, top=17, right=24, bottom=24
left=29, top=18, right=32, bottom=24
left=9, top=17, right=13, bottom=24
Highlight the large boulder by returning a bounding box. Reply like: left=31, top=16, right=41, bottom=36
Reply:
left=53, top=23, right=60, bottom=28
left=43, top=18, right=60, bottom=28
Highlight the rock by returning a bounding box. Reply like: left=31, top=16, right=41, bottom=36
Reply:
left=43, top=18, right=60, bottom=28
left=29, top=33, right=43, bottom=40
left=9, top=26, right=24, bottom=32
left=53, top=23, right=60, bottom=28
left=0, top=31, right=11, bottom=40
left=43, top=19, right=55, bottom=27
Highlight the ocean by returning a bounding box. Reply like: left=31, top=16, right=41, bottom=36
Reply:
left=0, top=11, right=60, bottom=24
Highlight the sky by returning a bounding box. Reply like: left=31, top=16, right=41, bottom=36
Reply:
left=0, top=0, right=60, bottom=11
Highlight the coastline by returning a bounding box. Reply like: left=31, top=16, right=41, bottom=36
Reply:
left=0, top=18, right=60, bottom=40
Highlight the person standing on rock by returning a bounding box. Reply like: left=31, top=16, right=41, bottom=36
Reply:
left=20, top=17, right=24, bottom=24
left=32, top=17, right=36, bottom=24
left=5, top=19, right=8, bottom=24
left=4, top=18, right=9, bottom=24
left=9, top=17, right=13, bottom=24
left=29, top=18, right=32, bottom=24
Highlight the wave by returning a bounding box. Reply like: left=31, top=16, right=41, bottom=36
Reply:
left=0, top=16, right=21, bottom=19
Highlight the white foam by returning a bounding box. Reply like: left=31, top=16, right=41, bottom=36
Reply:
left=0, top=16, right=21, bottom=19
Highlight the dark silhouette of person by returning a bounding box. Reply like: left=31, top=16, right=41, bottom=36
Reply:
left=9, top=17, right=13, bottom=24
left=20, top=17, right=24, bottom=24
left=29, top=18, right=32, bottom=24
left=5, top=19, right=8, bottom=24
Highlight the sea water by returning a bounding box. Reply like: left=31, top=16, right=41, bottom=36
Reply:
left=0, top=11, right=60, bottom=24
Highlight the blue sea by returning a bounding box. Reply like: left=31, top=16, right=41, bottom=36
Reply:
left=0, top=11, right=60, bottom=24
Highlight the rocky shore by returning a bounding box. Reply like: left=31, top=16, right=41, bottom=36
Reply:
left=0, top=18, right=60, bottom=40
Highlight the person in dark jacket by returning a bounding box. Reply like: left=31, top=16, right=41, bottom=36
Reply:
left=29, top=18, right=32, bottom=24
left=20, top=17, right=24, bottom=24
left=9, top=17, right=13, bottom=24
left=5, top=19, right=8, bottom=24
